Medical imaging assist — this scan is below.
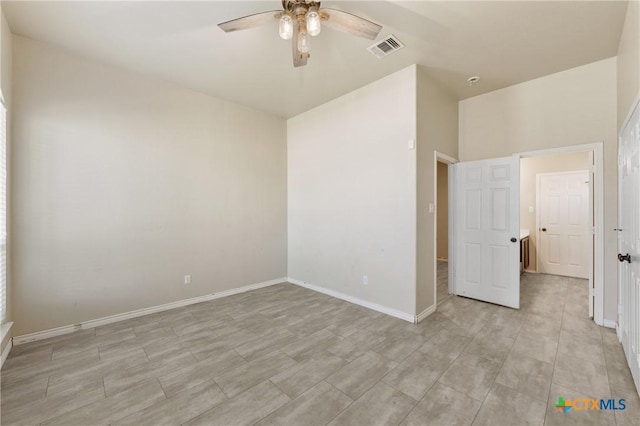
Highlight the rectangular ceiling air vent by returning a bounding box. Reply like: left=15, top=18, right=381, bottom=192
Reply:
left=367, top=35, right=404, bottom=59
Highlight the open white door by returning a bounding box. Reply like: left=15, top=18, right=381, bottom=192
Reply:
left=618, top=101, right=640, bottom=395
left=453, top=156, right=520, bottom=309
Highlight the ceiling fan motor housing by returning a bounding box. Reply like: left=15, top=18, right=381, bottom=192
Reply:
left=283, top=0, right=321, bottom=16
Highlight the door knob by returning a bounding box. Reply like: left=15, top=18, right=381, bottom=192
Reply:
left=541, top=228, right=547, bottom=232
left=618, top=253, right=631, bottom=263
left=510, top=237, right=517, bottom=243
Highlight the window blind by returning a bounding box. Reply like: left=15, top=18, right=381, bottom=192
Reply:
left=0, top=100, right=6, bottom=324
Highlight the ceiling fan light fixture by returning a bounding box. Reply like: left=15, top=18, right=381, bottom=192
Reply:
left=279, top=14, right=293, bottom=40
left=306, top=8, right=321, bottom=36
left=218, top=1, right=383, bottom=68
left=297, top=28, right=311, bottom=53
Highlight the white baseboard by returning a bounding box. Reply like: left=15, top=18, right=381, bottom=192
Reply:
left=1, top=337, right=12, bottom=369
left=287, top=277, right=415, bottom=323
left=415, top=304, right=437, bottom=323
left=13, top=277, right=287, bottom=346
left=603, top=319, right=616, bottom=329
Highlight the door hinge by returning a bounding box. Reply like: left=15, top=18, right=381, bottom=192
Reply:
left=589, top=287, right=595, bottom=298
left=591, top=227, right=596, bottom=235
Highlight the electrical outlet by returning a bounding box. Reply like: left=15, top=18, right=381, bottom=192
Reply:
left=184, top=275, right=191, bottom=285
left=363, top=275, right=368, bottom=285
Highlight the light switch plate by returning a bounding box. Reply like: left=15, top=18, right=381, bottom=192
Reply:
left=408, top=140, right=416, bottom=150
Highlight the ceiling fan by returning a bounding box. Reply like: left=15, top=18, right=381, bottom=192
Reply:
left=218, top=1, right=383, bottom=67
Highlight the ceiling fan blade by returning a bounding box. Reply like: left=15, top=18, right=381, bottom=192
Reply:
left=218, top=10, right=282, bottom=33
left=292, top=26, right=309, bottom=67
left=320, top=8, right=382, bottom=40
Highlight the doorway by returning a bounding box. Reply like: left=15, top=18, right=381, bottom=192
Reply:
left=517, top=144, right=603, bottom=324
left=436, top=161, right=450, bottom=305
left=433, top=151, right=457, bottom=307
left=447, top=143, right=604, bottom=325
left=519, top=149, right=596, bottom=319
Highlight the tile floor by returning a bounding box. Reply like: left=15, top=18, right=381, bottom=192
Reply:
left=1, top=272, right=639, bottom=425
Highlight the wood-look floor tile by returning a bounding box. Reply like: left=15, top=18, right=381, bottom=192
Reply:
left=2, top=373, right=105, bottom=425
left=41, top=378, right=165, bottom=426
left=382, top=351, right=450, bottom=401
left=2, top=280, right=636, bottom=426
left=325, top=351, right=398, bottom=400
left=118, top=379, right=227, bottom=425
left=472, top=382, right=546, bottom=426
left=184, top=380, right=290, bottom=426
left=418, top=328, right=470, bottom=363
left=103, top=349, right=196, bottom=396
left=214, top=350, right=297, bottom=398
left=495, top=352, right=553, bottom=402
left=159, top=349, right=246, bottom=398
left=328, top=382, right=415, bottom=426
left=270, top=351, right=346, bottom=398
left=552, top=353, right=610, bottom=397
left=256, top=381, right=352, bottom=426
left=400, top=382, right=482, bottom=426
left=437, top=353, right=501, bottom=401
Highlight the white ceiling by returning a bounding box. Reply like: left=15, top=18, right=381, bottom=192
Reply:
left=3, top=1, right=629, bottom=118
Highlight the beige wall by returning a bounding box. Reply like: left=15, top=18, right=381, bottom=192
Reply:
left=11, top=37, right=287, bottom=335
left=416, top=67, right=458, bottom=313
left=520, top=151, right=590, bottom=272
left=617, top=0, right=640, bottom=129
left=459, top=57, right=618, bottom=322
left=436, top=162, right=448, bottom=260
left=288, top=66, right=418, bottom=316
left=0, top=7, right=12, bottom=353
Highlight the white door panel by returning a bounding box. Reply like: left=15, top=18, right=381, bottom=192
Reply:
left=538, top=171, right=590, bottom=278
left=618, top=100, right=640, bottom=396
left=454, top=156, right=520, bottom=309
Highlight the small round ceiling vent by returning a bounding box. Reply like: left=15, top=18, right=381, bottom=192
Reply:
left=467, top=76, right=480, bottom=86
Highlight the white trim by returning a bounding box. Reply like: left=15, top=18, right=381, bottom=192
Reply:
left=603, top=319, right=616, bottom=329
left=0, top=320, right=13, bottom=343
left=415, top=304, right=436, bottom=323
left=13, top=278, right=287, bottom=345
left=514, top=142, right=605, bottom=326
left=287, top=277, right=415, bottom=323
left=619, top=91, right=640, bottom=135
left=434, top=151, right=458, bottom=308
left=448, top=163, right=457, bottom=296
left=516, top=143, right=602, bottom=158
left=0, top=321, right=13, bottom=369
left=0, top=337, right=12, bottom=369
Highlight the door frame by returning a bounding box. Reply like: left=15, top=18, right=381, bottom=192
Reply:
left=535, top=170, right=590, bottom=276
left=433, top=151, right=457, bottom=304
left=617, top=91, right=640, bottom=342
left=514, top=142, right=604, bottom=326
